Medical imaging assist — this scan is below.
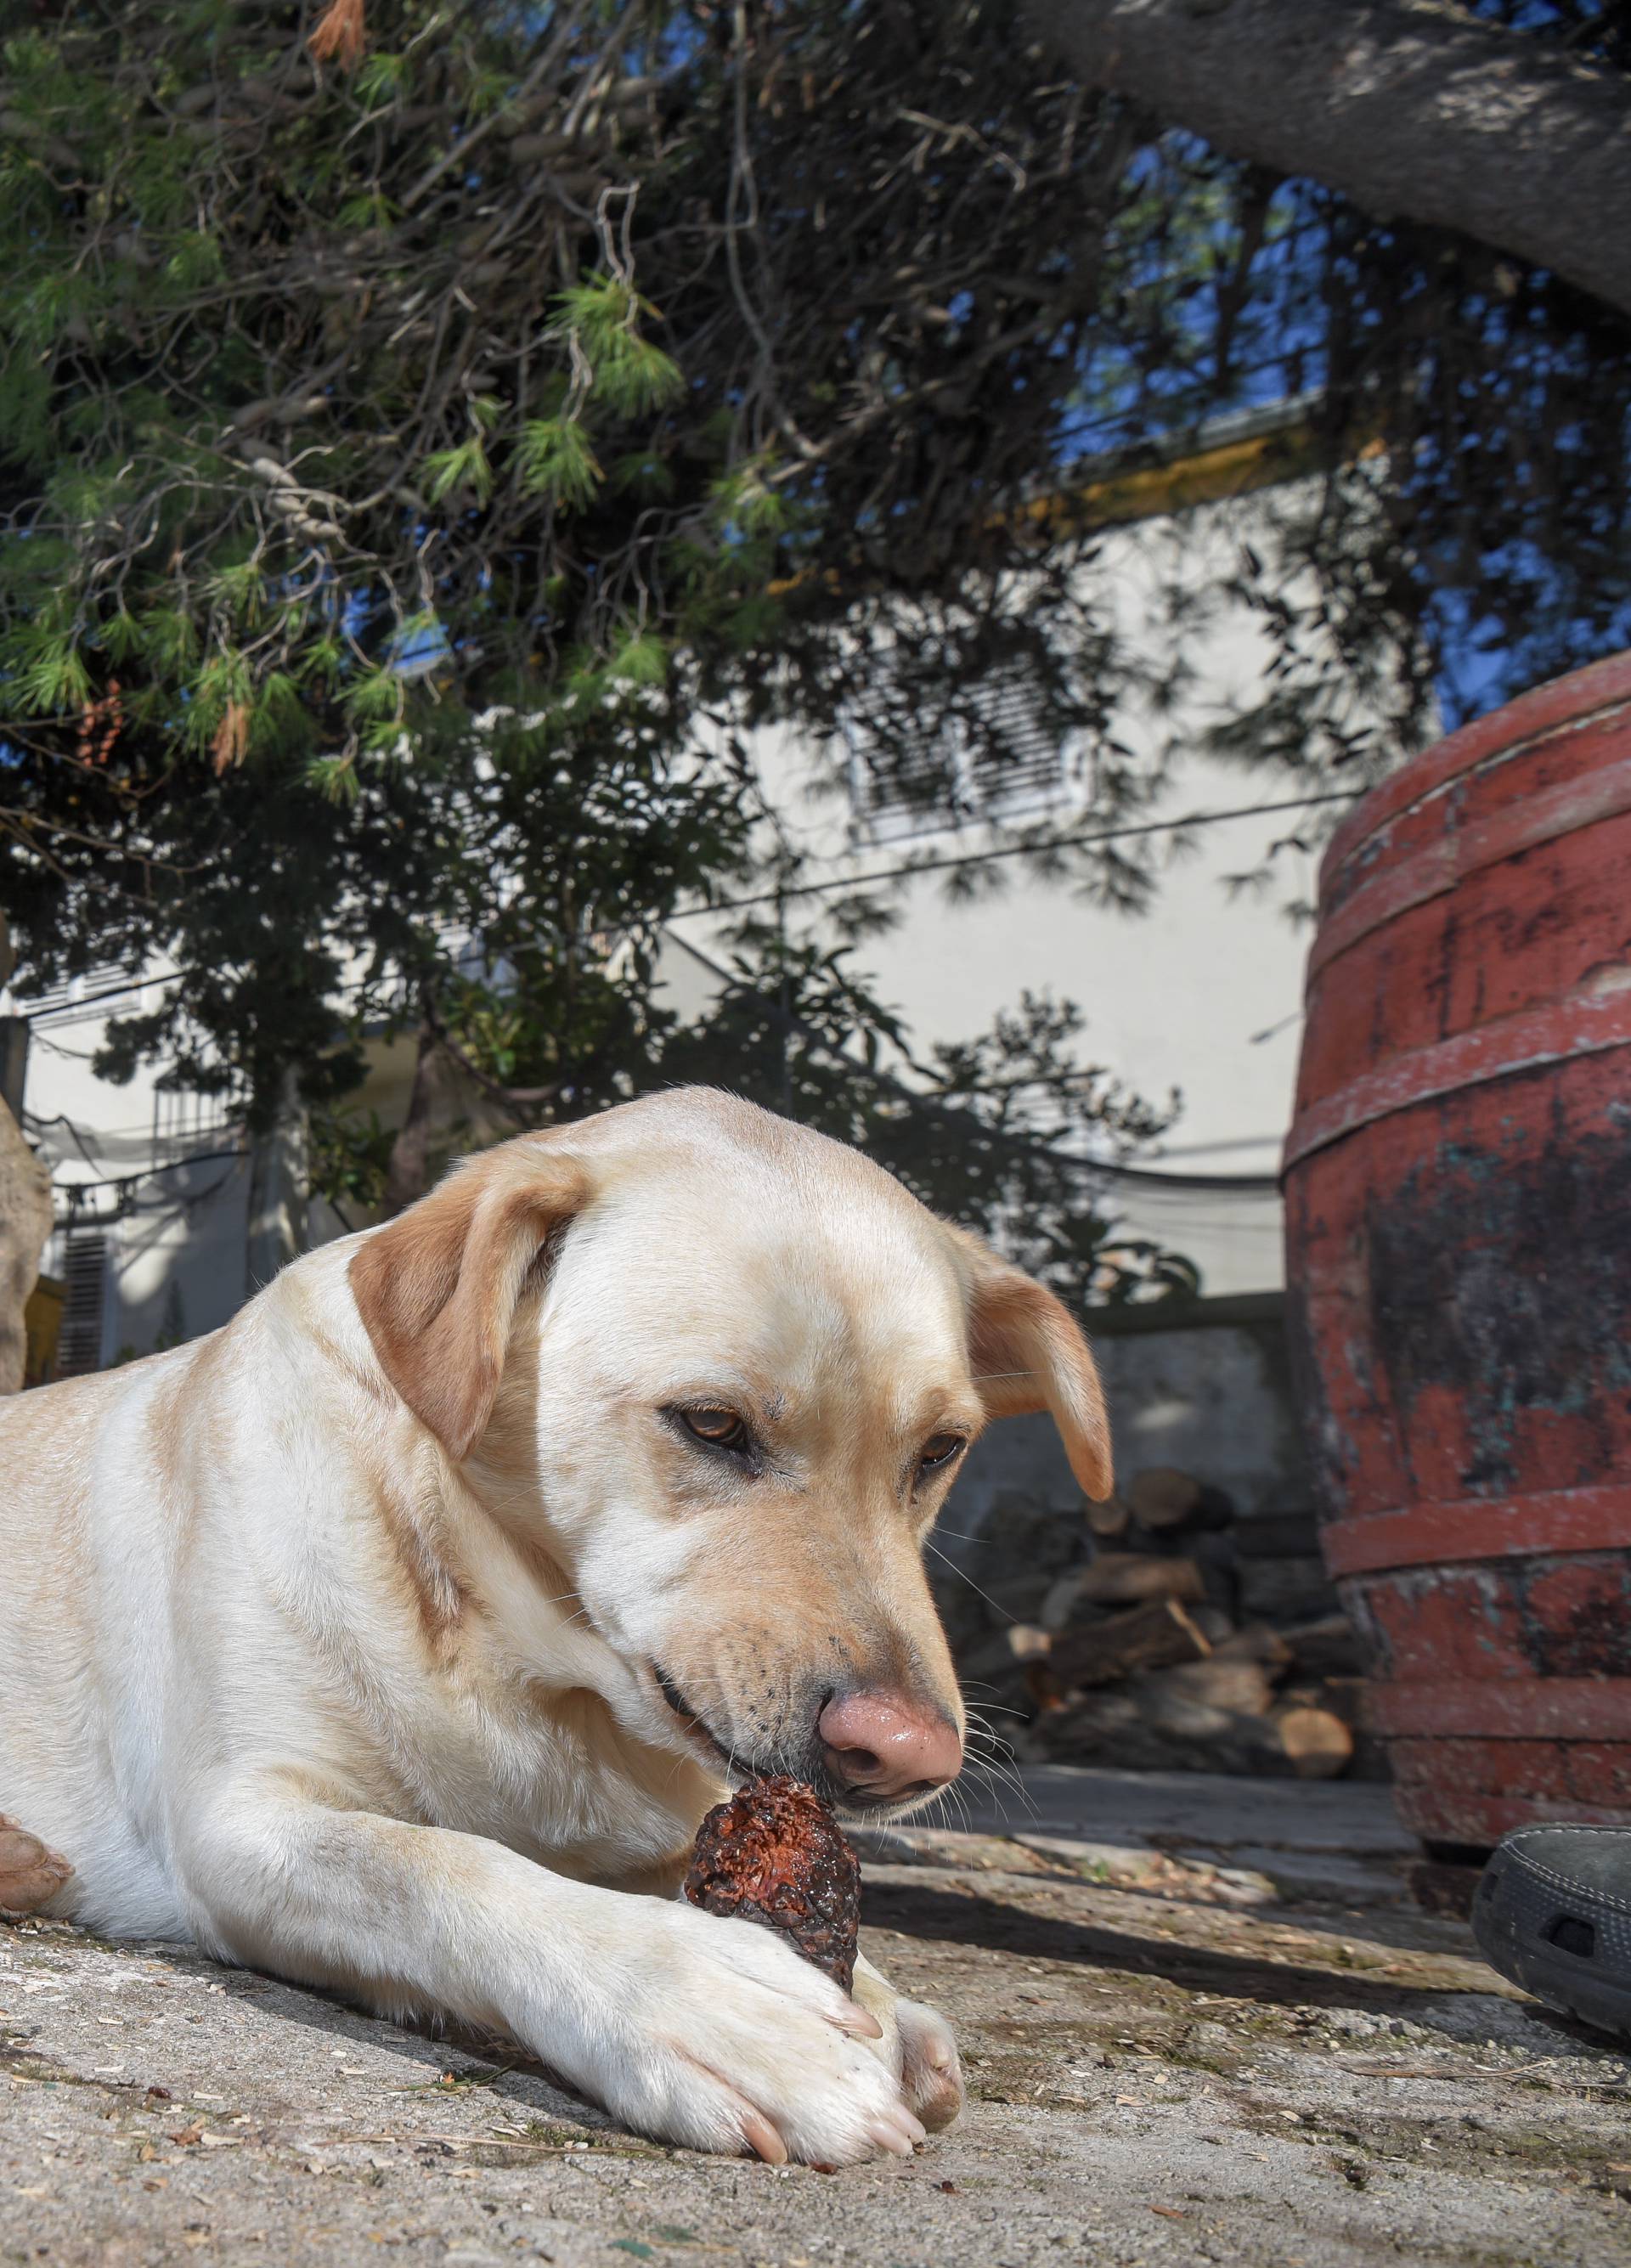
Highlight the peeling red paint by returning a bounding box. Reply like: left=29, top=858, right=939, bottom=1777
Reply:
left=1284, top=652, right=1631, bottom=1848
left=1324, top=1482, right=1631, bottom=1579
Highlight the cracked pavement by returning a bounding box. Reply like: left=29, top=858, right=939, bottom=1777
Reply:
left=3, top=1768, right=1628, bottom=2268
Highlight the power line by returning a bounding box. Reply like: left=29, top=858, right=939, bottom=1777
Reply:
left=6, top=787, right=1354, bottom=1068
left=12, top=970, right=178, bottom=1026
left=33, top=1136, right=244, bottom=1199
left=661, top=787, right=1355, bottom=922
left=1090, top=1157, right=1280, bottom=1194
left=660, top=925, right=1283, bottom=1196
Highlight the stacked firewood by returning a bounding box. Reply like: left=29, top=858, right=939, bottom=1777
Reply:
left=943, top=1468, right=1374, bottom=1780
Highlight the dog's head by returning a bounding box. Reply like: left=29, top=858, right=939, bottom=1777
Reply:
left=347, top=1089, right=1110, bottom=1820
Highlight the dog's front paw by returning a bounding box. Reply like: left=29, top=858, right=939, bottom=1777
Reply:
left=532, top=1900, right=926, bottom=2168
left=850, top=1956, right=964, bottom=2132
left=893, top=1996, right=964, bottom=2130
left=0, top=1817, right=73, bottom=1919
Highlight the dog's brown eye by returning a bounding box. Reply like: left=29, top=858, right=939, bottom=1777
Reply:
left=679, top=1407, right=748, bottom=1453
left=917, top=1433, right=966, bottom=1475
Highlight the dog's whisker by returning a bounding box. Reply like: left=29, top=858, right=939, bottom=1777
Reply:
left=974, top=1757, right=1030, bottom=1803
left=962, top=1732, right=1025, bottom=1769
left=982, top=1763, right=1037, bottom=1822
left=963, top=1722, right=1026, bottom=1770
left=963, top=1729, right=1032, bottom=1774
left=954, top=1706, right=1035, bottom=1805
left=923, top=1538, right=1019, bottom=1627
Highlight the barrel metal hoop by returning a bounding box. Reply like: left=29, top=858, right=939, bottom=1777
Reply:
left=1365, top=1678, right=1631, bottom=1740
left=1324, top=1485, right=1631, bottom=1577
left=1392, top=1788, right=1631, bottom=1842
left=1282, top=991, right=1631, bottom=1172
left=1318, top=651, right=1631, bottom=886
left=1308, top=752, right=1631, bottom=984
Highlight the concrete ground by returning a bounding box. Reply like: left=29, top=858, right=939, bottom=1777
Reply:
left=4, top=1768, right=1629, bottom=2268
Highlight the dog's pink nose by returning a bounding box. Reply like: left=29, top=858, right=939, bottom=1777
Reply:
left=818, top=1690, right=962, bottom=1801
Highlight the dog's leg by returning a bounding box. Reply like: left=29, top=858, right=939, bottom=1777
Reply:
left=178, top=1781, right=925, bottom=2167
left=849, top=1952, right=964, bottom=2132
left=0, top=1815, right=74, bottom=1919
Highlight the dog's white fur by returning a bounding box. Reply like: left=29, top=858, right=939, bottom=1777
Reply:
left=0, top=1089, right=1110, bottom=2165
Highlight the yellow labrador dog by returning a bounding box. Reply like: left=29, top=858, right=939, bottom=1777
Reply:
left=0, top=1089, right=1109, bottom=2166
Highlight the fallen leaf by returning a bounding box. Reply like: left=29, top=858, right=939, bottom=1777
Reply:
left=1150, top=2205, right=1187, bottom=2220
left=168, top=2128, right=202, bottom=2147
left=1115, top=2095, right=1140, bottom=2106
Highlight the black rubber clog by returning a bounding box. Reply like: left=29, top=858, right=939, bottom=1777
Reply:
left=1473, top=1825, right=1631, bottom=2041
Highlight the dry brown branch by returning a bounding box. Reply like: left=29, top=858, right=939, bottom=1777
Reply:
left=308, top=0, right=367, bottom=71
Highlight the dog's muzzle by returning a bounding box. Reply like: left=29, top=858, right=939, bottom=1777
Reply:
left=652, top=1664, right=735, bottom=1769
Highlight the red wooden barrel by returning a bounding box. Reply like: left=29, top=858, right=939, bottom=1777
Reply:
left=1284, top=652, right=1631, bottom=1850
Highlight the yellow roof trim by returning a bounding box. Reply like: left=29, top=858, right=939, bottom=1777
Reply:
left=768, top=418, right=1380, bottom=596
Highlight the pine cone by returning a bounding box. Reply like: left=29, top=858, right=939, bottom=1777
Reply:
left=684, top=1775, right=861, bottom=1992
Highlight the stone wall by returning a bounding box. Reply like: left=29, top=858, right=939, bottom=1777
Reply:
left=940, top=1291, right=1338, bottom=1628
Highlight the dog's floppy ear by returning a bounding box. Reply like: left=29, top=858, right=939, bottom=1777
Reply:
left=948, top=1227, right=1113, bottom=1501
left=348, top=1140, right=591, bottom=1460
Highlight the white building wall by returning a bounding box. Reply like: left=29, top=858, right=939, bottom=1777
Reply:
left=660, top=491, right=1347, bottom=1295
left=6, top=967, right=252, bottom=1362
left=10, top=466, right=1387, bottom=1348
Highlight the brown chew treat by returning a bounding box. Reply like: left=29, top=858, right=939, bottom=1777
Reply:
left=684, top=1774, right=861, bottom=1993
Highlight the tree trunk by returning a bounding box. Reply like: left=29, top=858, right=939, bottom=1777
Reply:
left=381, top=1017, right=448, bottom=1218
left=245, top=1069, right=310, bottom=1299
left=1022, top=0, right=1631, bottom=319
left=0, top=1100, right=52, bottom=1395
left=0, top=1018, right=26, bottom=1125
